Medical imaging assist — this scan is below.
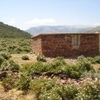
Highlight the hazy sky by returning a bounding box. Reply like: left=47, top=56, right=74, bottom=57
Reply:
left=0, top=0, right=100, bottom=30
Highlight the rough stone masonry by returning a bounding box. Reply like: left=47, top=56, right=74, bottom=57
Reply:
left=32, top=33, right=99, bottom=58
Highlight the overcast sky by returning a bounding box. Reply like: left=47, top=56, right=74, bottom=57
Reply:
left=0, top=0, right=100, bottom=30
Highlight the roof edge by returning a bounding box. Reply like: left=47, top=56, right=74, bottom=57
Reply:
left=31, top=32, right=100, bottom=38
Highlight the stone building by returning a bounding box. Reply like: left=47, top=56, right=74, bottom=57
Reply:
left=31, top=33, right=100, bottom=57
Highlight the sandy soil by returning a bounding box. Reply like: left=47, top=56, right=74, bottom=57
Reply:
left=11, top=54, right=77, bottom=65
left=0, top=83, right=35, bottom=100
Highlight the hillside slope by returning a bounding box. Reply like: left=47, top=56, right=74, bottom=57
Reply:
left=0, top=22, right=31, bottom=38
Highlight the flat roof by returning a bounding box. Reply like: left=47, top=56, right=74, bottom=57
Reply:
left=31, top=32, right=100, bottom=38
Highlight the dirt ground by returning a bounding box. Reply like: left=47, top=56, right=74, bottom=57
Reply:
left=0, top=82, right=35, bottom=100
left=11, top=54, right=37, bottom=66
left=11, top=54, right=77, bottom=65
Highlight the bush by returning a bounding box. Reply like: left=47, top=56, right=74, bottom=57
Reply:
left=0, top=56, right=5, bottom=66
left=0, top=52, right=11, bottom=60
left=30, top=78, right=59, bottom=99
left=0, top=39, right=32, bottom=54
left=36, top=55, right=46, bottom=62
left=63, top=84, right=78, bottom=100
left=30, top=77, right=78, bottom=100
left=17, top=74, right=31, bottom=91
left=75, top=80, right=100, bottom=100
left=22, top=55, right=29, bottom=60
left=52, top=57, right=66, bottom=67
left=0, top=61, right=9, bottom=71
left=1, top=74, right=16, bottom=91
left=20, top=62, right=44, bottom=75
left=8, top=60, right=20, bottom=71
left=93, top=56, right=100, bottom=64
left=30, top=77, right=55, bottom=94
left=77, top=55, right=95, bottom=72
left=61, top=64, right=82, bottom=79
left=77, top=55, right=100, bottom=64
left=0, top=60, right=20, bottom=71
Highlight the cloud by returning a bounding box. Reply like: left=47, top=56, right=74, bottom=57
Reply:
left=26, top=18, right=56, bottom=26
left=93, top=23, right=100, bottom=26
left=9, top=18, right=16, bottom=24
left=80, top=23, right=100, bottom=27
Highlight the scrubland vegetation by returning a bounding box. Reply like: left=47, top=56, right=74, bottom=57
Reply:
left=0, top=38, right=32, bottom=54
left=0, top=38, right=100, bottom=100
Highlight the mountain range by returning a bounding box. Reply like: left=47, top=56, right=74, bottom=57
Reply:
left=0, top=21, right=100, bottom=39
left=26, top=25, right=96, bottom=35
left=87, top=26, right=100, bottom=32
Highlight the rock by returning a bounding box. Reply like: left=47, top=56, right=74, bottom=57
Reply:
left=59, top=74, right=68, bottom=80
left=32, top=72, right=41, bottom=79
left=42, top=72, right=54, bottom=77
left=61, top=79, right=66, bottom=84
left=84, top=77, right=93, bottom=82
left=0, top=71, right=7, bottom=80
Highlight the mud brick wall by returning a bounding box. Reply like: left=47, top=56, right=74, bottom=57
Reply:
left=79, top=34, right=99, bottom=57
left=32, top=36, right=42, bottom=54
left=41, top=34, right=72, bottom=57
left=41, top=34, right=99, bottom=57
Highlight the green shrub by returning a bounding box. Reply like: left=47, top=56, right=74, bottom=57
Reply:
left=0, top=56, right=5, bottom=66
left=0, top=39, right=32, bottom=54
left=62, top=64, right=81, bottom=79
left=15, top=47, right=22, bottom=54
left=58, top=60, right=95, bottom=79
left=52, top=57, right=66, bottom=67
left=0, top=61, right=9, bottom=71
left=77, top=55, right=100, bottom=64
left=63, top=84, right=78, bottom=100
left=77, top=55, right=95, bottom=72
left=94, top=71, right=100, bottom=79
left=8, top=60, right=20, bottom=71
left=20, top=62, right=44, bottom=75
left=0, top=52, right=11, bottom=60
left=20, top=58, right=94, bottom=79
left=77, top=55, right=86, bottom=62
left=22, top=47, right=31, bottom=53
left=36, top=55, right=46, bottom=62
left=42, top=57, right=67, bottom=74
left=22, top=55, right=29, bottom=60
left=1, top=74, right=16, bottom=91
left=75, top=80, right=100, bottom=100
left=30, top=77, right=60, bottom=100
left=39, top=85, right=65, bottom=100
left=81, top=72, right=95, bottom=79
left=17, top=74, right=31, bottom=91
left=0, top=60, right=19, bottom=71
left=87, top=57, right=94, bottom=63
left=39, top=84, right=78, bottom=100
left=30, top=77, right=78, bottom=100
left=93, top=56, right=100, bottom=64
left=30, top=77, right=55, bottom=94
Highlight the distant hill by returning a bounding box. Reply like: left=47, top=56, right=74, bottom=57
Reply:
left=0, top=22, right=31, bottom=38
left=26, top=25, right=94, bottom=35
left=87, top=26, right=100, bottom=32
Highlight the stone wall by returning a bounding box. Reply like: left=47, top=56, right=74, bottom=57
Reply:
left=32, top=36, right=42, bottom=54
left=41, top=34, right=99, bottom=57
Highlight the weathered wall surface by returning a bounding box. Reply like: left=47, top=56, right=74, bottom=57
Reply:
left=40, top=34, right=99, bottom=57
left=32, top=36, right=42, bottom=54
